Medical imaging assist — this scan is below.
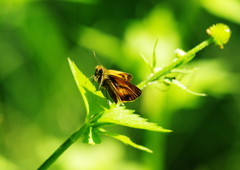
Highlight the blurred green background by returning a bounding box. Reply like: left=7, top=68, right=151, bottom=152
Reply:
left=1, top=0, right=240, bottom=169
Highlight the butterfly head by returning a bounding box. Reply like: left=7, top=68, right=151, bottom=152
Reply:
left=94, top=65, right=106, bottom=83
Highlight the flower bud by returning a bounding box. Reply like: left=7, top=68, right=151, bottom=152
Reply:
left=206, top=23, right=231, bottom=49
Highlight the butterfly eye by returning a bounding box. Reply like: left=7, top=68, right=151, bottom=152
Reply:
left=98, top=69, right=103, bottom=74
left=95, top=68, right=103, bottom=77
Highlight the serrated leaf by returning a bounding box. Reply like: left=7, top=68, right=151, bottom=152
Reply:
left=68, top=58, right=108, bottom=116
left=100, top=129, right=152, bottom=153
left=98, top=104, right=172, bottom=132
left=82, top=127, right=101, bottom=145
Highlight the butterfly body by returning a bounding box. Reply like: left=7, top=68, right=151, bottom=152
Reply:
left=94, top=65, right=142, bottom=103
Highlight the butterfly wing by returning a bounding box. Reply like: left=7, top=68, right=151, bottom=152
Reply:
left=103, top=75, right=142, bottom=103
left=107, top=70, right=133, bottom=81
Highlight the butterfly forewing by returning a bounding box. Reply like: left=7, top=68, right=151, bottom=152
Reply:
left=107, top=70, right=133, bottom=81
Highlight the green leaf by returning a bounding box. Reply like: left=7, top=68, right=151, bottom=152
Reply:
left=98, top=104, right=172, bottom=132
left=68, top=58, right=108, bottom=116
left=152, top=39, right=159, bottom=69
left=82, top=127, right=101, bottom=145
left=100, top=129, right=153, bottom=153
left=140, top=39, right=159, bottom=73
left=164, top=78, right=207, bottom=96
left=140, top=54, right=153, bottom=71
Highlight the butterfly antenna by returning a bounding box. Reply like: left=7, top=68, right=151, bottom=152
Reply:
left=92, top=51, right=101, bottom=65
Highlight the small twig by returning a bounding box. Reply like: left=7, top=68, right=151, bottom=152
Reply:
left=137, top=38, right=214, bottom=89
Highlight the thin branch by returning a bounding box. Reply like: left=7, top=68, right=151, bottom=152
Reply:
left=37, top=123, right=89, bottom=170
left=137, top=38, right=213, bottom=89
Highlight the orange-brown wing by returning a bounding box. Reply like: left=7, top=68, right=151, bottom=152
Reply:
left=107, top=70, right=132, bottom=81
left=103, top=75, right=142, bottom=103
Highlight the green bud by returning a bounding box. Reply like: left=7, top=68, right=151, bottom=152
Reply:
left=206, top=23, right=231, bottom=49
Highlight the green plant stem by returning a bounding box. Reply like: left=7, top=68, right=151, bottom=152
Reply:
left=37, top=123, right=89, bottom=170
left=138, top=38, right=214, bottom=89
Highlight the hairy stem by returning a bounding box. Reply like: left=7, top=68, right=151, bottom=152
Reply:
left=137, top=38, right=214, bottom=89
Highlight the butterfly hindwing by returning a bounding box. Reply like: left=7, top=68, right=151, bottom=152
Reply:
left=103, top=75, right=141, bottom=103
